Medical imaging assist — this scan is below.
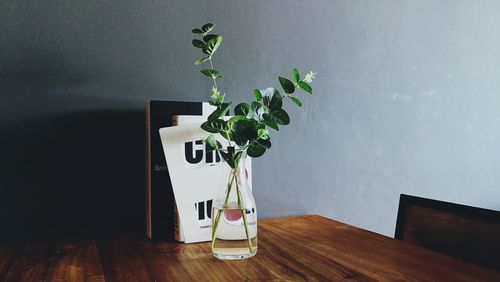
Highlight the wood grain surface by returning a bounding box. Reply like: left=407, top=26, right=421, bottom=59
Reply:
left=0, top=215, right=499, bottom=281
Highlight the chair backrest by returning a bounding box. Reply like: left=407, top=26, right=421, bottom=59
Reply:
left=395, top=194, right=500, bottom=270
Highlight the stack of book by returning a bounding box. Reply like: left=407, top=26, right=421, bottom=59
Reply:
left=145, top=100, right=252, bottom=243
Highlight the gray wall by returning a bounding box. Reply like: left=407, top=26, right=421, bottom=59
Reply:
left=2, top=0, right=500, bottom=238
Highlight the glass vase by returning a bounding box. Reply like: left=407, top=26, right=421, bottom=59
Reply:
left=211, top=150, right=257, bottom=260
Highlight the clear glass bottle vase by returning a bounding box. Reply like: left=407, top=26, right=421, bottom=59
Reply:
left=211, top=150, right=257, bottom=260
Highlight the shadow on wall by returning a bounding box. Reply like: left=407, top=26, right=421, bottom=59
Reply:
left=0, top=110, right=145, bottom=240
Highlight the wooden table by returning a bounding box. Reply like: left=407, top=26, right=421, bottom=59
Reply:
left=1, top=215, right=499, bottom=281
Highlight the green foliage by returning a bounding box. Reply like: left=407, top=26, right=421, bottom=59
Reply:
left=194, top=56, right=209, bottom=65
left=279, top=76, right=295, bottom=94
left=298, top=81, right=312, bottom=94
left=219, top=147, right=243, bottom=168
left=253, top=89, right=262, bottom=101
left=201, top=119, right=226, bottom=133
left=201, top=69, right=222, bottom=78
left=192, top=39, right=205, bottom=48
left=206, top=134, right=222, bottom=150
left=262, top=88, right=282, bottom=110
left=191, top=22, right=316, bottom=166
left=203, top=36, right=222, bottom=55
left=234, top=103, right=252, bottom=117
left=202, top=23, right=214, bottom=34
left=261, top=119, right=279, bottom=131
left=247, top=140, right=266, bottom=158
left=203, top=34, right=217, bottom=42
left=289, top=96, right=302, bottom=107
left=208, top=102, right=232, bottom=121
left=293, top=68, right=300, bottom=84
left=263, top=109, right=290, bottom=125
left=251, top=101, right=263, bottom=117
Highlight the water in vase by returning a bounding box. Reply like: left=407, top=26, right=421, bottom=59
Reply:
left=212, top=202, right=257, bottom=260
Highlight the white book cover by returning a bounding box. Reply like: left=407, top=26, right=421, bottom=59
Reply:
left=169, top=102, right=215, bottom=242
left=160, top=120, right=252, bottom=243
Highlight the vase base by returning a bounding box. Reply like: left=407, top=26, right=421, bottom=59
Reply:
left=213, top=249, right=257, bottom=260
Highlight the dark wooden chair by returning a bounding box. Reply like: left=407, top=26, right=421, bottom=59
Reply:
left=395, top=194, right=500, bottom=270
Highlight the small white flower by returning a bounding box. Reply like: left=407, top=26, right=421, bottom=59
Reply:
left=304, top=71, right=316, bottom=83
left=211, top=86, right=220, bottom=97
left=210, top=86, right=225, bottom=104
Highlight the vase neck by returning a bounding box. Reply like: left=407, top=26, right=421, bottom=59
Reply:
left=231, top=153, right=248, bottom=185
left=233, top=151, right=246, bottom=169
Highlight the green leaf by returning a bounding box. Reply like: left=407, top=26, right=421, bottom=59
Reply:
left=192, top=28, right=203, bottom=34
left=220, top=130, right=233, bottom=141
left=258, top=128, right=269, bottom=139
left=227, top=115, right=248, bottom=130
left=264, top=108, right=290, bottom=125
left=254, top=119, right=265, bottom=130
left=231, top=118, right=258, bottom=146
left=298, top=81, right=312, bottom=94
left=201, top=23, right=214, bottom=33
left=251, top=101, right=264, bottom=117
left=277, top=109, right=291, bottom=125
left=289, top=96, right=302, bottom=107
left=261, top=119, right=279, bottom=131
left=247, top=141, right=266, bottom=158
left=234, top=103, right=252, bottom=117
left=257, top=138, right=271, bottom=149
left=279, top=76, right=295, bottom=94
left=203, top=34, right=217, bottom=43
left=200, top=69, right=222, bottom=78
left=208, top=102, right=232, bottom=121
left=201, top=119, right=226, bottom=133
left=203, top=35, right=222, bottom=55
left=205, top=134, right=222, bottom=150
left=262, top=88, right=282, bottom=110
left=192, top=39, right=205, bottom=48
left=219, top=149, right=236, bottom=168
left=194, top=56, right=210, bottom=65
left=273, top=109, right=290, bottom=125
left=232, top=119, right=256, bottom=137
left=253, top=89, right=262, bottom=101
left=270, top=92, right=282, bottom=110
left=293, top=68, right=300, bottom=84
left=261, top=88, right=274, bottom=105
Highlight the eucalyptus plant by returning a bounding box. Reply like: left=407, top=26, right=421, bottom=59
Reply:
left=192, top=22, right=316, bottom=256
left=191, top=23, right=316, bottom=166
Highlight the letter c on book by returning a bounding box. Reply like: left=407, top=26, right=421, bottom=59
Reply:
left=185, top=140, right=204, bottom=164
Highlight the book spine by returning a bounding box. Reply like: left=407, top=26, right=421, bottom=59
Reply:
left=145, top=101, right=152, bottom=239
left=174, top=202, right=184, bottom=242
left=172, top=115, right=179, bottom=126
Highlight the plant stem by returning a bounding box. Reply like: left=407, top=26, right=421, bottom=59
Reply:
left=208, top=57, right=218, bottom=89
left=211, top=167, right=237, bottom=248
left=235, top=171, right=254, bottom=253
left=222, top=131, right=233, bottom=147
